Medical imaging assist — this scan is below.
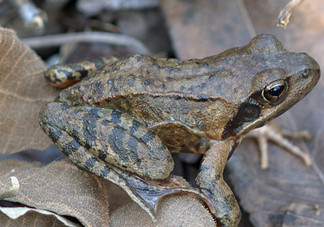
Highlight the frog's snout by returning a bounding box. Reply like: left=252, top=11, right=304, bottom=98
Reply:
left=297, top=53, right=321, bottom=85
left=301, top=53, right=320, bottom=71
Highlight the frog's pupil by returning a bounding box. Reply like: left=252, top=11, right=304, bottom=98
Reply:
left=269, top=85, right=284, bottom=96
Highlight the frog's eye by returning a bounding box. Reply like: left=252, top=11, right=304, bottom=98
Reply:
left=262, top=80, right=288, bottom=105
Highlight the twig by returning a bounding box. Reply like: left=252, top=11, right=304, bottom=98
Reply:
left=277, top=0, right=305, bottom=28
left=21, top=32, right=151, bottom=54
left=12, top=0, right=47, bottom=33
left=77, top=0, right=159, bottom=15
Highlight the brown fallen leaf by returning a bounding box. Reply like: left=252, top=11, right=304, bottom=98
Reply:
left=0, top=28, right=58, bottom=155
left=1, top=160, right=110, bottom=227
left=0, top=207, right=80, bottom=227
left=282, top=203, right=324, bottom=227
left=110, top=195, right=217, bottom=227
left=160, top=0, right=253, bottom=59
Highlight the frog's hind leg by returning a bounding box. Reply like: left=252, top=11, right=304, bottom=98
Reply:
left=44, top=56, right=119, bottom=88
left=42, top=123, right=160, bottom=219
left=39, top=103, right=212, bottom=221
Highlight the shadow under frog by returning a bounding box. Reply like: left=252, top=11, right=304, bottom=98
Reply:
left=39, top=34, right=320, bottom=227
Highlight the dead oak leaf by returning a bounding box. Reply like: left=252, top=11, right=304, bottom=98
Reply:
left=0, top=28, right=58, bottom=154
left=110, top=195, right=217, bottom=227
left=1, top=160, right=110, bottom=227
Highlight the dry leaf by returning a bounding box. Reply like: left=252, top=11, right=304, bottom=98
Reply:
left=0, top=160, right=110, bottom=227
left=0, top=28, right=58, bottom=154
left=0, top=207, right=80, bottom=227
left=160, top=0, right=252, bottom=59
left=110, top=195, right=217, bottom=227
left=282, top=203, right=324, bottom=226
left=105, top=180, right=132, bottom=211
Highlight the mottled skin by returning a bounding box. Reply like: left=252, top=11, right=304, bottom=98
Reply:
left=44, top=57, right=118, bottom=88
left=39, top=34, right=320, bottom=227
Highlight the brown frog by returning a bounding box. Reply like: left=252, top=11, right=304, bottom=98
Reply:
left=39, top=34, right=320, bottom=227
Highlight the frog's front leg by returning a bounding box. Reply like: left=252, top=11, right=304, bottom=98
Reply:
left=39, top=103, right=211, bottom=221
left=196, top=140, right=241, bottom=227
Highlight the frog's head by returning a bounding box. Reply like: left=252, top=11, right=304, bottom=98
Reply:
left=222, top=34, right=320, bottom=139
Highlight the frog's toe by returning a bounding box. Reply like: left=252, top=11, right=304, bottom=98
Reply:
left=247, top=124, right=312, bottom=169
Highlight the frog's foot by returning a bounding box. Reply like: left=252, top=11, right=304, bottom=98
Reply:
left=111, top=167, right=215, bottom=221
left=247, top=124, right=312, bottom=169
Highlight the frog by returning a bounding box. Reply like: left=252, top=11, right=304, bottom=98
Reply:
left=39, top=34, right=320, bottom=227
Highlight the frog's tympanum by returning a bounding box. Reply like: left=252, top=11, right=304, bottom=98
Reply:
left=39, top=34, right=320, bottom=227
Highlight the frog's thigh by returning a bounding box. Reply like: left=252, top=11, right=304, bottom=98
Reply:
left=40, top=103, right=174, bottom=180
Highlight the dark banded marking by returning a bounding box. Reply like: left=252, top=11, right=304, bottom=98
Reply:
left=129, top=118, right=141, bottom=134
left=124, top=136, right=142, bottom=167
left=56, top=68, right=74, bottom=81
left=100, top=166, right=110, bottom=178
left=82, top=113, right=99, bottom=149
left=108, top=128, right=129, bottom=163
left=85, top=157, right=96, bottom=169
left=61, top=139, right=82, bottom=156
left=98, top=151, right=108, bottom=162
left=68, top=64, right=90, bottom=79
left=110, top=109, right=122, bottom=124
left=90, top=107, right=146, bottom=140
left=47, top=125, right=63, bottom=143
left=141, top=131, right=155, bottom=144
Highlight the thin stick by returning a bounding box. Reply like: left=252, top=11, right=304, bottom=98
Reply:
left=277, top=0, right=305, bottom=28
left=21, top=32, right=151, bottom=54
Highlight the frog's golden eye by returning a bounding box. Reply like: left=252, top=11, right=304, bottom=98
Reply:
left=262, top=80, right=288, bottom=105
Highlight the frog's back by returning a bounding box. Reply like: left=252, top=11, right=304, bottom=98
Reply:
left=57, top=53, right=252, bottom=106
